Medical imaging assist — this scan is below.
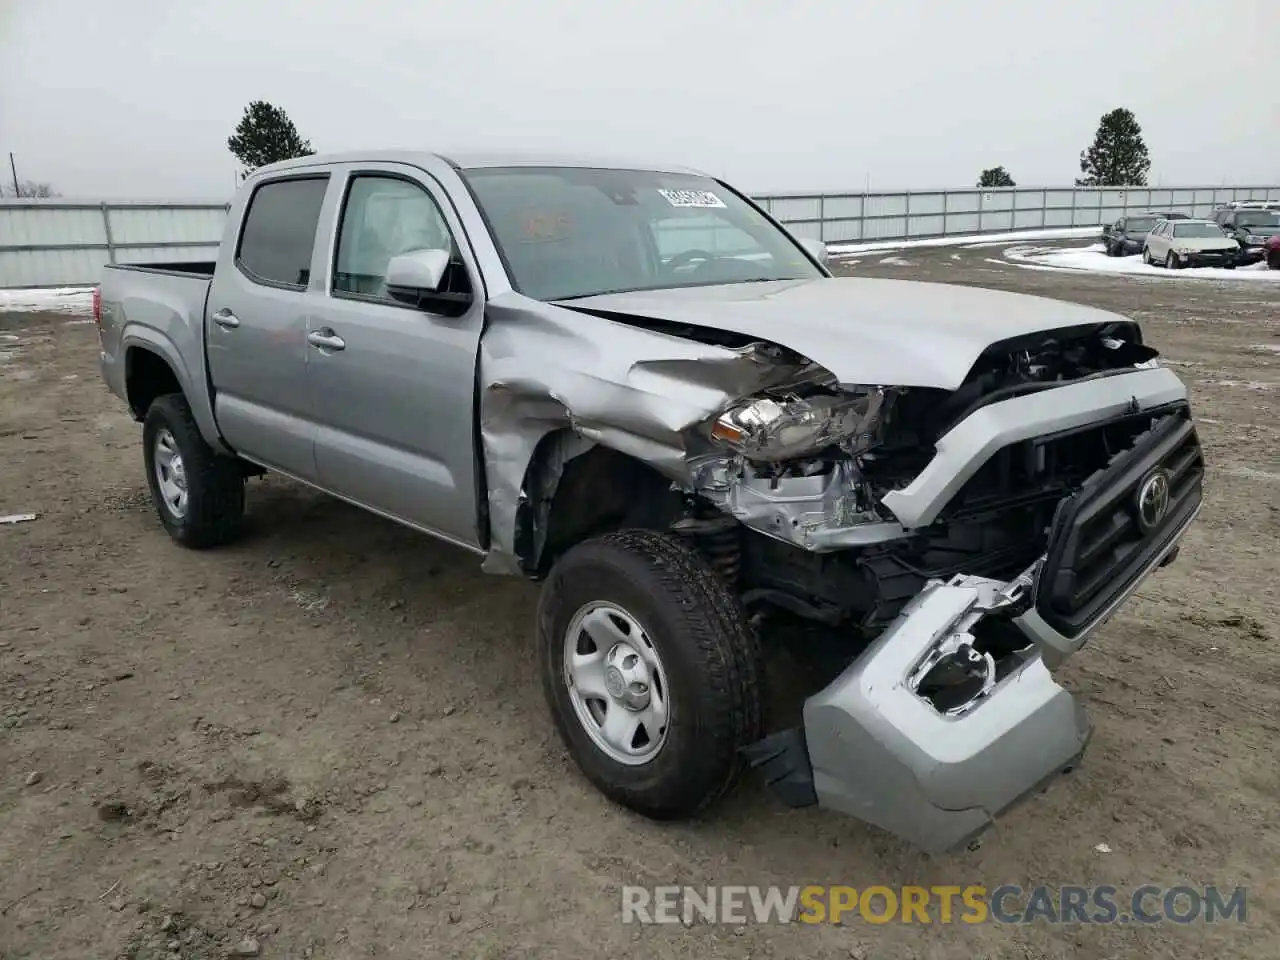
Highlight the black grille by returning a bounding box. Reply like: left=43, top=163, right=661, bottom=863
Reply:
left=938, top=409, right=1162, bottom=523
left=1035, top=408, right=1204, bottom=637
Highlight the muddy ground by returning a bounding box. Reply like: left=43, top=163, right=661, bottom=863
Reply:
left=1, top=243, right=1278, bottom=959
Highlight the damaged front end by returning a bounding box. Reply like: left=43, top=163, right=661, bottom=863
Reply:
left=680, top=325, right=1203, bottom=851
left=480, top=292, right=1204, bottom=852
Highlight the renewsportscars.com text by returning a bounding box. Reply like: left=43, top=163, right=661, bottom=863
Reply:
left=621, top=885, right=1247, bottom=926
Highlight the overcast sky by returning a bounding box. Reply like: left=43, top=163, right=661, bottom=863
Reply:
left=1, top=0, right=1276, bottom=199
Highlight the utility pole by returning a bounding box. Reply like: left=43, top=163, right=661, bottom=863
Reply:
left=8, top=153, right=18, bottom=196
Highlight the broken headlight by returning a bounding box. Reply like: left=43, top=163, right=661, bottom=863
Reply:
left=708, top=387, right=896, bottom=462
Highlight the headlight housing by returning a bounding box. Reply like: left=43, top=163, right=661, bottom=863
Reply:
left=1246, top=234, right=1265, bottom=244
left=708, top=387, right=895, bottom=462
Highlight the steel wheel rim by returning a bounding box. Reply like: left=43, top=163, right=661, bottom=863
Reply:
left=153, top=428, right=189, bottom=519
left=563, top=600, right=670, bottom=766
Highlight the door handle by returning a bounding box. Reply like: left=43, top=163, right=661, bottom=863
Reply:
left=212, top=309, right=240, bottom=329
left=307, top=329, right=345, bottom=351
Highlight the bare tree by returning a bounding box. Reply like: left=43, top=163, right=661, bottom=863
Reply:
left=2, top=180, right=59, bottom=198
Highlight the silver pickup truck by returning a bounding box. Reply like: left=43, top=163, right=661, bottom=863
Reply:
left=96, top=151, right=1204, bottom=852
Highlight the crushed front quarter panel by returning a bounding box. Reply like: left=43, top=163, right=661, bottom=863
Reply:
left=476, top=292, right=810, bottom=574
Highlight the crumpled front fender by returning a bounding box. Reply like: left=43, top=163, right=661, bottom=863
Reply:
left=476, top=294, right=808, bottom=574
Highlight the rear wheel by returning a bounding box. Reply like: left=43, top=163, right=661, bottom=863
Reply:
left=536, top=530, right=764, bottom=819
left=142, top=393, right=245, bottom=548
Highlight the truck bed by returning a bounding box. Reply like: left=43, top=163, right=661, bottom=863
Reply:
left=98, top=262, right=217, bottom=436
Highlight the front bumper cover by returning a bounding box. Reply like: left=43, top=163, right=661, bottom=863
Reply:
left=743, top=380, right=1205, bottom=853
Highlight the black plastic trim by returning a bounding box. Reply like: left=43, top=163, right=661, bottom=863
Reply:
left=1035, top=407, right=1203, bottom=637
left=740, top=727, right=818, bottom=808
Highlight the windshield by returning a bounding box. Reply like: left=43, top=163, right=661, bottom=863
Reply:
left=1173, top=222, right=1229, bottom=238
left=1124, top=218, right=1157, bottom=233
left=462, top=167, right=823, bottom=300
left=1238, top=212, right=1280, bottom=228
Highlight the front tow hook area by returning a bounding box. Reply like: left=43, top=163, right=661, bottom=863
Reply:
left=743, top=575, right=1093, bottom=853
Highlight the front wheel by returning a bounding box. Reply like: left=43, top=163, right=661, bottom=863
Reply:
left=142, top=393, right=245, bottom=548
left=536, top=530, right=764, bottom=819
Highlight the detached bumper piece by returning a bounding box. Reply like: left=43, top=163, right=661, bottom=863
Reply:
left=746, top=406, right=1203, bottom=853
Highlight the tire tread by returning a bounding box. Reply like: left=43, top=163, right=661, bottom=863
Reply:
left=536, top=529, right=764, bottom=818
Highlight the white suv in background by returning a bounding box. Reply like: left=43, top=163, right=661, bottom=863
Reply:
left=1143, top=218, right=1240, bottom=269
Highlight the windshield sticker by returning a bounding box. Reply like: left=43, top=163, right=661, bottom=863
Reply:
left=657, top=188, right=727, bottom=209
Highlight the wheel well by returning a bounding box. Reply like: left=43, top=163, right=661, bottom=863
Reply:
left=126, top=347, right=182, bottom=420
left=522, top=436, right=682, bottom=577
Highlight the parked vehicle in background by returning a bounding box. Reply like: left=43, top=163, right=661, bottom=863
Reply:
left=1145, top=211, right=1191, bottom=222
left=1143, top=219, right=1239, bottom=269
left=1213, top=206, right=1280, bottom=265
left=1218, top=200, right=1280, bottom=211
left=1102, top=215, right=1160, bottom=256
left=94, top=150, right=1204, bottom=854
left=1266, top=236, right=1280, bottom=269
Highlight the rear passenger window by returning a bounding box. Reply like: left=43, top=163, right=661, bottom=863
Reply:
left=236, top=177, right=329, bottom=288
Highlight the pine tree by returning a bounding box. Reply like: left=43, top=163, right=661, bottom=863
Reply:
left=1076, top=108, right=1151, bottom=187
left=227, top=101, right=315, bottom=179
left=977, top=166, right=1016, bottom=188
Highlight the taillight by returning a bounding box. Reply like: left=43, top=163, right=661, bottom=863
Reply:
left=92, top=286, right=102, bottom=326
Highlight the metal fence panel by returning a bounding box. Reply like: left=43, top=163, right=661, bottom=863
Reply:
left=3, top=186, right=1278, bottom=288
left=0, top=247, right=111, bottom=288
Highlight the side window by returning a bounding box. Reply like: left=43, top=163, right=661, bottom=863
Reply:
left=333, top=175, right=471, bottom=301
left=236, top=177, right=329, bottom=288
left=649, top=212, right=778, bottom=271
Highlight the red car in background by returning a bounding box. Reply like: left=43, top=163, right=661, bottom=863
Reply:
left=1266, top=235, right=1280, bottom=270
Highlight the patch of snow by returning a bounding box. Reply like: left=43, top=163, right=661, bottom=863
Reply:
left=1249, top=344, right=1280, bottom=354
left=827, top=227, right=1099, bottom=257
left=878, top=256, right=912, bottom=266
left=0, top=286, right=94, bottom=315
left=1002, top=244, right=1280, bottom=282
left=1225, top=465, right=1280, bottom=483
left=950, top=253, right=962, bottom=261
left=1197, top=378, right=1273, bottom=391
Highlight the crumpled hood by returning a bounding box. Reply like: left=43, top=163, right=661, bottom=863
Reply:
left=555, top=277, right=1130, bottom=391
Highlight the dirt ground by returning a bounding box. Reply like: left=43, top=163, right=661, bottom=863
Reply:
left=2, top=244, right=1278, bottom=960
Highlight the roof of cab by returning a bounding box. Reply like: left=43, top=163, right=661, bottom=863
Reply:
left=254, top=149, right=709, bottom=178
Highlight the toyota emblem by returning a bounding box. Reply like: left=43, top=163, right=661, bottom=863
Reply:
left=1135, top=470, right=1171, bottom=533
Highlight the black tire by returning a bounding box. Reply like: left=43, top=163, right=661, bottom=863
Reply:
left=1166, top=251, right=1181, bottom=270
left=1104, top=241, right=1115, bottom=257
left=536, top=529, right=764, bottom=820
left=142, top=393, right=245, bottom=548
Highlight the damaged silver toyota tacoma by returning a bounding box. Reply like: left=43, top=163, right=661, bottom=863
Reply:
left=95, top=151, right=1205, bottom=852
